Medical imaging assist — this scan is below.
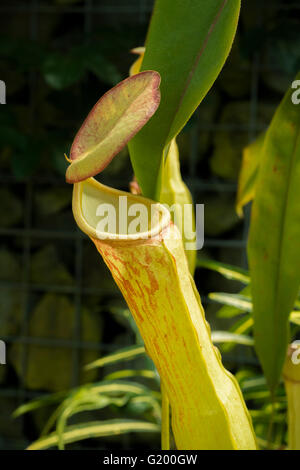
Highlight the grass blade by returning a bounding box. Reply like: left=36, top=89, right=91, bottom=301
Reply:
left=85, top=346, right=146, bottom=371
left=27, top=420, right=160, bottom=450
left=197, top=258, right=250, bottom=284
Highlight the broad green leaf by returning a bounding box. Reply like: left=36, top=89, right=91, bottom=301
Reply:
left=85, top=346, right=146, bottom=371
left=197, top=258, right=250, bottom=284
left=248, top=73, right=300, bottom=392
left=27, top=420, right=160, bottom=450
left=66, top=72, right=160, bottom=183
left=128, top=0, right=241, bottom=198
left=236, top=132, right=265, bottom=217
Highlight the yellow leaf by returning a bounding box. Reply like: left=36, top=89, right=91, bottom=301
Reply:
left=236, top=132, right=264, bottom=217
left=72, top=177, right=257, bottom=450
left=159, top=139, right=196, bottom=274
left=129, top=47, right=145, bottom=76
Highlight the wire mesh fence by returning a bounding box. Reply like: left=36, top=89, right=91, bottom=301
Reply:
left=0, top=0, right=299, bottom=449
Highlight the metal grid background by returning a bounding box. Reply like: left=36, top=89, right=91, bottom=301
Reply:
left=0, top=0, right=298, bottom=450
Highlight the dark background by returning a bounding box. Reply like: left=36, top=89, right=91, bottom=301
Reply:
left=0, top=0, right=299, bottom=450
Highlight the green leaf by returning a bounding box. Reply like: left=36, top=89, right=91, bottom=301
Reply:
left=14, top=380, right=152, bottom=418
left=211, top=289, right=300, bottom=326
left=248, top=71, right=300, bottom=392
left=216, top=285, right=252, bottom=318
left=104, top=369, right=156, bottom=381
left=13, top=391, right=68, bottom=418
left=56, top=392, right=129, bottom=450
left=84, top=381, right=153, bottom=397
left=221, top=315, right=254, bottom=353
left=43, top=52, right=85, bottom=89
left=160, top=139, right=196, bottom=274
left=240, top=376, right=267, bottom=393
left=126, top=395, right=161, bottom=420
left=209, top=292, right=252, bottom=313
left=197, top=258, right=250, bottom=284
left=65, top=72, right=160, bottom=183
left=290, top=311, right=300, bottom=326
left=236, top=132, right=265, bottom=217
left=27, top=420, right=160, bottom=450
left=211, top=331, right=254, bottom=347
left=84, top=346, right=146, bottom=371
left=128, top=0, right=241, bottom=198
left=85, top=50, right=122, bottom=85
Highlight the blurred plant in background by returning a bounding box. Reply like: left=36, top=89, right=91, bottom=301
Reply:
left=13, top=307, right=162, bottom=450
left=198, top=259, right=300, bottom=449
left=13, top=289, right=262, bottom=450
